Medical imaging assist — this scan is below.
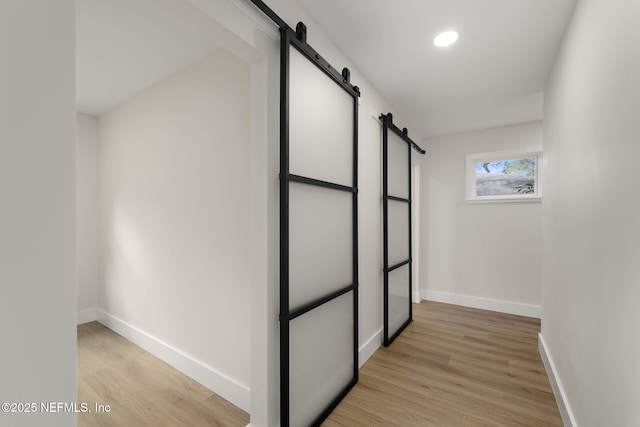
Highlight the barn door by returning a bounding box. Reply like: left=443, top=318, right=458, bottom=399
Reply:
left=381, top=113, right=414, bottom=346
left=280, top=24, right=360, bottom=427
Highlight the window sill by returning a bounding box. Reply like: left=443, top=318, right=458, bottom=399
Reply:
left=465, top=196, right=542, bottom=204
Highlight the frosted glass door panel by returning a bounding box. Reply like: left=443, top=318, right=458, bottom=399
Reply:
left=289, top=48, right=353, bottom=186
left=388, top=265, right=410, bottom=336
left=289, top=182, right=352, bottom=311
left=290, top=292, right=354, bottom=427
left=387, top=200, right=409, bottom=266
left=387, top=131, right=408, bottom=199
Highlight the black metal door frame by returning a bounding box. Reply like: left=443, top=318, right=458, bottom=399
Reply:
left=246, top=0, right=360, bottom=423
left=381, top=113, right=424, bottom=347
left=279, top=25, right=360, bottom=426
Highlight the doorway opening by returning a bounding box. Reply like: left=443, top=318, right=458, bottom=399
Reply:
left=76, top=0, right=259, bottom=423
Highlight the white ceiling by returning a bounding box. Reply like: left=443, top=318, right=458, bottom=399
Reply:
left=296, top=0, right=576, bottom=138
left=76, top=0, right=221, bottom=116
left=78, top=0, right=576, bottom=138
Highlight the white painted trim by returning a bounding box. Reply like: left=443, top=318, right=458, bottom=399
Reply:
left=358, top=328, right=382, bottom=368
left=77, top=308, right=97, bottom=325
left=97, top=309, right=250, bottom=412
left=412, top=164, right=421, bottom=305
left=226, top=0, right=279, bottom=40
left=412, top=290, right=421, bottom=304
left=465, top=146, right=543, bottom=203
left=465, top=196, right=541, bottom=204
left=538, top=333, right=577, bottom=427
left=421, top=290, right=541, bottom=318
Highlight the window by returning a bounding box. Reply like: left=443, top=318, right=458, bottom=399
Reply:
left=465, top=147, right=542, bottom=203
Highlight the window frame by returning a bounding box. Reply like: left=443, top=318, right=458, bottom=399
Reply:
left=465, top=147, right=542, bottom=203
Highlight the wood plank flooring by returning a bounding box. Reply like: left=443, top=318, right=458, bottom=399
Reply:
left=77, top=322, right=249, bottom=426
left=324, top=301, right=562, bottom=426
left=78, top=301, right=561, bottom=426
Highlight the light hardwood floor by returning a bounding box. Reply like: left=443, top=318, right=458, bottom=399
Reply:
left=77, top=322, right=249, bottom=426
left=78, top=301, right=562, bottom=426
left=324, top=301, right=562, bottom=426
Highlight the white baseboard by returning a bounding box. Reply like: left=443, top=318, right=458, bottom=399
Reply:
left=358, top=328, right=382, bottom=368
left=77, top=308, right=97, bottom=325
left=421, top=290, right=541, bottom=318
left=538, top=333, right=577, bottom=427
left=412, top=290, right=421, bottom=304
left=96, top=309, right=250, bottom=412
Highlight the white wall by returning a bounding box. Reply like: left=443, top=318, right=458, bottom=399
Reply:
left=187, top=3, right=425, bottom=424
left=420, top=121, right=543, bottom=317
left=541, top=0, right=640, bottom=425
left=77, top=113, right=98, bottom=322
left=0, top=1, right=77, bottom=426
left=97, top=49, right=252, bottom=409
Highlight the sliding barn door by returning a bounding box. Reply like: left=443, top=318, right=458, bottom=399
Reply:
left=280, top=25, right=360, bottom=427
left=382, top=114, right=412, bottom=346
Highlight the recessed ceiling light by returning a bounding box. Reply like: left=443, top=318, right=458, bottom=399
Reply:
left=433, top=30, right=459, bottom=47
